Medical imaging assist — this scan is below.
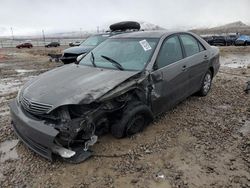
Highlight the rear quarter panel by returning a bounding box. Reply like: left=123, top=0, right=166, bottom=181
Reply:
left=209, top=46, right=220, bottom=76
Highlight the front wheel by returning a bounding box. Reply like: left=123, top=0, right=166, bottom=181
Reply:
left=111, top=102, right=153, bottom=138
left=197, top=70, right=213, bottom=96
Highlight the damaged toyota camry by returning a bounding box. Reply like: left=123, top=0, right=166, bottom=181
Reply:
left=9, top=31, right=220, bottom=163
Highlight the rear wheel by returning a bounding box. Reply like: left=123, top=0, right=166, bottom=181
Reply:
left=197, top=70, right=212, bottom=96
left=111, top=102, right=153, bottom=138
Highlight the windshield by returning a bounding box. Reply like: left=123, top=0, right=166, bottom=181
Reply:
left=80, top=35, right=109, bottom=47
left=79, top=38, right=158, bottom=71
left=239, top=35, right=250, bottom=40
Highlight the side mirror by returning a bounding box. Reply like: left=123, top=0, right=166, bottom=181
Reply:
left=151, top=71, right=163, bottom=83
left=75, top=53, right=86, bottom=64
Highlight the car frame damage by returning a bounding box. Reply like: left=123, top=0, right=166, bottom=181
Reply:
left=51, top=71, right=153, bottom=162
left=10, top=71, right=154, bottom=163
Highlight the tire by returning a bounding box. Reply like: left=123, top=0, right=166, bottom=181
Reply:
left=111, top=101, right=153, bottom=138
left=92, top=111, right=109, bottom=136
left=110, top=21, right=140, bottom=31
left=197, top=70, right=213, bottom=96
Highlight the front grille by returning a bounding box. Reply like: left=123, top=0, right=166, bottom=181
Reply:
left=20, top=95, right=53, bottom=115
left=63, top=53, right=76, bottom=58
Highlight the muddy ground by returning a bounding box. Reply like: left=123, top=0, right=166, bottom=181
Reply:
left=0, top=46, right=249, bottom=188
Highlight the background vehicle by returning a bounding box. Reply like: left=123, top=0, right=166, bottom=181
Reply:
left=210, top=36, right=227, bottom=46
left=202, top=36, right=213, bottom=45
left=235, top=35, right=250, bottom=46
left=45, top=42, right=60, bottom=47
left=225, top=34, right=238, bottom=45
left=69, top=41, right=81, bottom=47
left=61, top=34, right=111, bottom=64
left=60, top=21, right=141, bottom=64
left=10, top=31, right=220, bottom=162
left=16, top=42, right=33, bottom=49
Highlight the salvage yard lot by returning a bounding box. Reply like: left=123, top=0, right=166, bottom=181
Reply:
left=0, top=46, right=250, bottom=187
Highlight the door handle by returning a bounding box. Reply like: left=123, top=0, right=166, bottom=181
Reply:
left=182, top=65, right=187, bottom=71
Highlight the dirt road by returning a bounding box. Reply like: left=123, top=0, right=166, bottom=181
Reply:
left=0, top=46, right=249, bottom=188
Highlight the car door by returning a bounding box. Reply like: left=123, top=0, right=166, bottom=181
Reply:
left=179, top=34, right=210, bottom=94
left=151, top=35, right=190, bottom=115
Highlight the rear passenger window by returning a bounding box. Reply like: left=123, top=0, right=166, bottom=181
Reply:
left=156, top=36, right=183, bottom=69
left=180, top=34, right=200, bottom=57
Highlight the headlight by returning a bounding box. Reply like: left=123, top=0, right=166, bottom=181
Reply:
left=16, top=89, right=22, bottom=104
left=76, top=53, right=86, bottom=62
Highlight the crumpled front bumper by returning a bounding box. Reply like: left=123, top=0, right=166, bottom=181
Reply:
left=9, top=99, right=59, bottom=160
left=9, top=100, right=92, bottom=162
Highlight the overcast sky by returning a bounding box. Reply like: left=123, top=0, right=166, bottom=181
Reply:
left=0, top=0, right=250, bottom=36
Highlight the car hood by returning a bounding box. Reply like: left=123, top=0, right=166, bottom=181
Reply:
left=22, top=64, right=139, bottom=111
left=63, top=46, right=94, bottom=55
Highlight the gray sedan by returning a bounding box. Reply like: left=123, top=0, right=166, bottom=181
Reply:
left=9, top=31, right=220, bottom=163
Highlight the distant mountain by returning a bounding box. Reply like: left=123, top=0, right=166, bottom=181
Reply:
left=191, top=21, right=250, bottom=35
left=43, top=21, right=165, bottom=38
left=51, top=21, right=165, bottom=38
left=214, top=21, right=248, bottom=29
left=139, top=21, right=165, bottom=30
left=0, top=21, right=165, bottom=39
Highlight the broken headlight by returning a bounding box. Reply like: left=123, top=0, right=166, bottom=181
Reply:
left=16, top=88, right=23, bottom=104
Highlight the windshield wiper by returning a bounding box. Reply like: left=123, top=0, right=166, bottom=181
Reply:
left=101, top=55, right=124, bottom=71
left=90, top=52, right=97, bottom=67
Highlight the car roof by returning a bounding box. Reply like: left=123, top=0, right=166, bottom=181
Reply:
left=110, top=30, right=171, bottom=39
left=109, top=30, right=211, bottom=50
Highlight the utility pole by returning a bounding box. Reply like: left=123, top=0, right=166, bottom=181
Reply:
left=42, top=30, right=46, bottom=53
left=97, top=26, right=99, bottom=33
left=10, top=27, right=14, bottom=47
left=10, top=27, right=14, bottom=40
left=80, top=28, right=82, bottom=38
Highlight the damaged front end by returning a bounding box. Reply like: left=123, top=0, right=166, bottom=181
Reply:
left=49, top=93, right=139, bottom=155
left=36, top=95, right=137, bottom=162
left=10, top=71, right=151, bottom=163
left=26, top=102, right=110, bottom=163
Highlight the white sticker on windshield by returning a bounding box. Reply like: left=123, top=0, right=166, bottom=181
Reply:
left=139, top=39, right=152, bottom=51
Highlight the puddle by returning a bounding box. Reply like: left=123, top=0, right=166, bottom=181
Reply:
left=15, top=69, right=35, bottom=75
left=0, top=62, right=8, bottom=68
left=239, top=121, right=250, bottom=136
left=0, top=76, right=35, bottom=96
left=0, top=79, right=22, bottom=95
left=220, top=54, right=250, bottom=68
left=0, top=139, right=19, bottom=163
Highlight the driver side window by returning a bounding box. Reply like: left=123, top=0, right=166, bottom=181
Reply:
left=155, top=35, right=183, bottom=69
